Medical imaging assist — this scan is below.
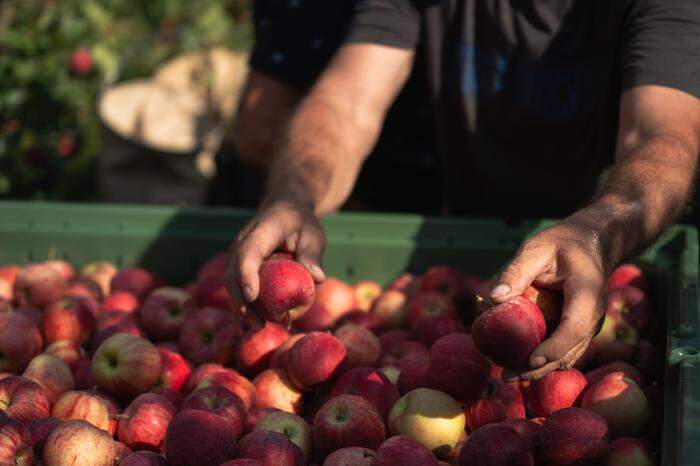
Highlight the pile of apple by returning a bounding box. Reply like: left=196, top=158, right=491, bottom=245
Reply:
left=0, top=254, right=661, bottom=466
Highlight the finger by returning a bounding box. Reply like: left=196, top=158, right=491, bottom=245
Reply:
left=236, top=222, right=286, bottom=302
left=296, top=221, right=327, bottom=282
left=505, top=337, right=592, bottom=382
left=528, top=273, right=604, bottom=369
left=224, top=248, right=247, bottom=313
left=490, top=241, right=555, bottom=302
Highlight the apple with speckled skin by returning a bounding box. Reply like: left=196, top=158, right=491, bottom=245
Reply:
left=458, top=423, right=529, bottom=466
left=0, top=413, right=33, bottom=465
left=51, top=390, right=112, bottom=432
left=154, top=347, right=191, bottom=393
left=540, top=407, right=610, bottom=466
left=372, top=435, right=438, bottom=466
left=397, top=354, right=430, bottom=395
left=287, top=332, right=347, bottom=390
left=254, top=411, right=312, bottom=460
left=235, top=430, right=304, bottom=466
left=182, top=386, right=247, bottom=440
left=252, top=259, right=315, bottom=324
left=323, top=447, right=375, bottom=465
left=335, top=324, right=381, bottom=368
left=0, top=376, right=50, bottom=423
left=43, top=419, right=115, bottom=466
left=529, top=368, right=588, bottom=417
left=332, top=366, right=399, bottom=420
left=140, top=287, right=196, bottom=341
left=117, top=392, right=177, bottom=452
left=196, top=369, right=257, bottom=411
left=427, top=334, right=490, bottom=403
left=464, top=379, right=526, bottom=431
left=179, top=307, right=243, bottom=366
left=43, top=295, right=96, bottom=345
left=252, top=368, right=302, bottom=414
left=235, top=322, right=289, bottom=375
left=0, top=312, right=42, bottom=374
left=165, top=409, right=237, bottom=466
left=13, top=263, right=67, bottom=309
left=22, top=354, right=74, bottom=403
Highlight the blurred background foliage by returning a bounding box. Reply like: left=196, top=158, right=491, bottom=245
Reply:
left=0, top=0, right=252, bottom=201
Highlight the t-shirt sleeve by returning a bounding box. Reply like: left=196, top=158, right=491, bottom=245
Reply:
left=250, top=0, right=357, bottom=89
left=344, top=0, right=422, bottom=49
left=622, top=0, right=700, bottom=98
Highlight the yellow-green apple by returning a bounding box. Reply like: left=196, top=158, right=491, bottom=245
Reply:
left=353, top=280, right=382, bottom=312
left=270, top=334, right=305, bottom=371
left=427, top=334, right=490, bottom=403
left=121, top=450, right=169, bottom=465
left=293, top=278, right=356, bottom=331
left=580, top=371, right=651, bottom=438
left=372, top=435, right=438, bottom=466
left=254, top=411, right=312, bottom=460
left=607, top=286, right=653, bottom=334
left=406, top=292, right=457, bottom=327
left=196, top=368, right=257, bottom=411
left=182, top=363, right=224, bottom=395
left=388, top=388, right=465, bottom=458
left=380, top=365, right=400, bottom=385
left=0, top=413, right=33, bottom=465
left=43, top=295, right=96, bottom=345
left=81, top=261, right=118, bottom=297
left=246, top=407, right=280, bottom=434
left=0, top=312, right=42, bottom=373
left=529, top=368, right=587, bottom=417
left=117, top=392, right=177, bottom=452
left=92, top=333, right=162, bottom=399
left=43, top=419, right=115, bottom=466
left=13, top=263, right=67, bottom=309
left=607, top=437, right=654, bottom=466
left=235, top=322, right=289, bottom=375
left=464, top=379, right=525, bottom=431
left=471, top=296, right=546, bottom=367
left=234, top=430, right=304, bottom=466
left=323, top=446, right=375, bottom=465
left=165, top=409, right=237, bottom=466
left=182, top=386, right=246, bottom=440
left=154, top=347, right=191, bottom=393
left=22, top=354, right=74, bottom=403
left=312, top=394, right=385, bottom=458
left=332, top=366, right=399, bottom=420
left=370, top=290, right=408, bottom=329
left=102, top=291, right=139, bottom=314
left=540, top=407, right=610, bottom=466
left=397, top=354, right=430, bottom=395
left=178, top=307, right=243, bottom=365
left=251, top=258, right=316, bottom=324
left=51, top=390, right=112, bottom=432
left=0, top=375, right=50, bottom=423
left=110, top=267, right=164, bottom=302
left=287, top=332, right=347, bottom=390
left=44, top=339, right=86, bottom=371
left=140, top=287, right=196, bottom=341
left=458, top=423, right=529, bottom=466
left=591, top=314, right=639, bottom=364
left=252, top=368, right=302, bottom=414
left=608, top=264, right=648, bottom=292
left=334, top=324, right=381, bottom=368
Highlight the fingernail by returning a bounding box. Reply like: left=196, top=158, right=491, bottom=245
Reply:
left=310, top=264, right=324, bottom=278
left=243, top=285, right=254, bottom=302
left=531, top=356, right=547, bottom=368
left=490, top=284, right=511, bottom=298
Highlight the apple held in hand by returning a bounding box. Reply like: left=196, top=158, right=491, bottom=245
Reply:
left=92, top=333, right=162, bottom=399
left=251, top=258, right=315, bottom=323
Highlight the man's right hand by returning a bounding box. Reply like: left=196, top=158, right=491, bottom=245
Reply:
left=225, top=199, right=327, bottom=312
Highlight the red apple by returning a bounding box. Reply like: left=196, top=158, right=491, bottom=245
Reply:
left=67, top=275, right=103, bottom=302
left=102, top=291, right=139, bottom=314
left=312, top=395, right=385, bottom=458
left=121, top=450, right=169, bottom=466
left=13, top=263, right=67, bottom=309
left=154, top=347, right=191, bottom=393
left=44, top=261, right=73, bottom=281
left=521, top=285, right=562, bottom=327
left=252, top=258, right=315, bottom=323
left=0, top=312, right=42, bottom=373
left=235, top=430, right=304, bottom=466
left=44, top=340, right=85, bottom=371
left=117, top=392, right=177, bottom=452
left=388, top=273, right=419, bottom=292
left=529, top=368, right=587, bottom=417
left=580, top=371, right=651, bottom=438
left=81, top=261, right=118, bottom=297
left=332, top=366, right=400, bottom=420
left=51, top=390, right=112, bottom=432
left=370, top=290, right=408, bottom=329
left=0, top=375, right=50, bottom=423
left=323, top=446, right=375, bottom=465
left=92, top=321, right=145, bottom=352
left=0, top=265, right=21, bottom=285
left=540, top=407, right=610, bottom=466
left=195, top=276, right=236, bottom=311
left=287, top=332, right=347, bottom=390
left=372, top=435, right=438, bottom=466
left=471, top=296, right=546, bottom=367
left=406, top=292, right=457, bottom=327
left=43, top=295, right=96, bottom=345
left=608, top=264, right=648, bottom=292
left=178, top=307, right=244, bottom=366
left=334, top=323, right=381, bottom=368
left=464, top=378, right=526, bottom=431
left=73, top=357, right=96, bottom=390
left=0, top=414, right=33, bottom=465
left=152, top=386, right=183, bottom=407
left=607, top=437, right=654, bottom=466
left=607, top=286, right=653, bottom=334
left=97, top=310, right=137, bottom=332
left=421, top=265, right=465, bottom=297
left=165, top=409, right=237, bottom=466
left=254, top=411, right=312, bottom=460
left=585, top=361, right=645, bottom=389
left=379, top=329, right=410, bottom=356
left=252, top=369, right=302, bottom=414
left=182, top=362, right=224, bottom=395
left=246, top=407, right=280, bottom=434
left=235, top=322, right=289, bottom=375
left=337, top=310, right=381, bottom=331
left=388, top=388, right=466, bottom=458
left=427, top=334, right=490, bottom=403
left=293, top=278, right=356, bottom=331
left=140, top=287, right=196, bottom=341
left=92, top=333, right=162, bottom=399
left=397, top=354, right=430, bottom=395
left=0, top=279, right=11, bottom=302
left=380, top=340, right=428, bottom=368
left=458, top=423, right=529, bottom=466
left=353, top=280, right=382, bottom=312
left=27, top=417, right=62, bottom=461
left=197, top=252, right=229, bottom=282
left=220, top=460, right=264, bottom=466
left=501, top=418, right=543, bottom=466
left=197, top=369, right=257, bottom=411
left=111, top=268, right=163, bottom=302
left=270, top=334, right=305, bottom=371
left=591, top=313, right=639, bottom=364
left=409, top=315, right=464, bottom=347
left=43, top=419, right=115, bottom=466
left=22, top=354, right=74, bottom=403
left=182, top=385, right=246, bottom=440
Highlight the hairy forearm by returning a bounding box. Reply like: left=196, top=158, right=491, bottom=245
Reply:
left=566, top=135, right=697, bottom=272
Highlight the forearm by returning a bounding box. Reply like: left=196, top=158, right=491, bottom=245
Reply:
left=566, top=136, right=697, bottom=272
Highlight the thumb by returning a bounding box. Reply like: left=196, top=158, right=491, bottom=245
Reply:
left=295, top=221, right=327, bottom=282
left=490, top=241, right=554, bottom=302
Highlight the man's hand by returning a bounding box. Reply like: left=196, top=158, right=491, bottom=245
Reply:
left=490, top=219, right=608, bottom=381
left=225, top=199, right=327, bottom=315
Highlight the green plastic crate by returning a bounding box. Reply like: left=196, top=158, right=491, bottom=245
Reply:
left=0, top=201, right=697, bottom=465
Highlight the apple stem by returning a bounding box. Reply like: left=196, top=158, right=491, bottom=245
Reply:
left=476, top=294, right=496, bottom=308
